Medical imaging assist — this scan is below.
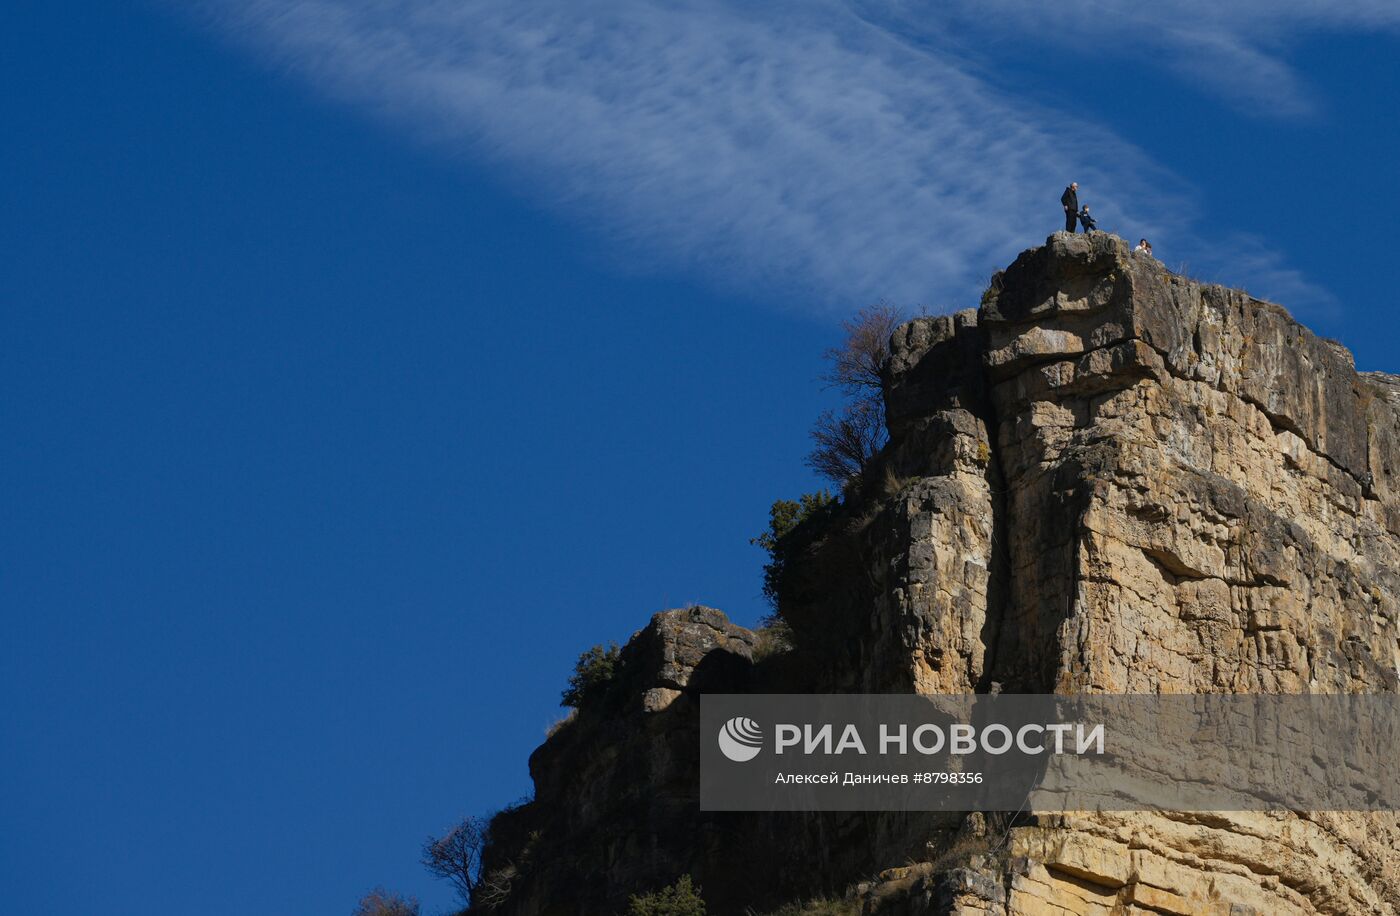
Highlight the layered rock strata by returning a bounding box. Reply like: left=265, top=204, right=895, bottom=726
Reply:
left=474, top=233, right=1400, bottom=915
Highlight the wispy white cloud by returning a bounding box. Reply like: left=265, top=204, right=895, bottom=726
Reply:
left=190, top=0, right=1391, bottom=316
left=860, top=1, right=1400, bottom=118
left=1194, top=233, right=1340, bottom=319
left=191, top=0, right=1186, bottom=310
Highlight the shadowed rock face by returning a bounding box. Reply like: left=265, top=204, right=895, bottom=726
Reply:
left=474, top=233, right=1400, bottom=915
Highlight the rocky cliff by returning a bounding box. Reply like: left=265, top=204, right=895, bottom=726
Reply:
left=474, top=233, right=1400, bottom=915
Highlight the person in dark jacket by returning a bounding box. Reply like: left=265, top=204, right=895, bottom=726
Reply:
left=1061, top=183, right=1079, bottom=232
left=1078, top=205, right=1097, bottom=232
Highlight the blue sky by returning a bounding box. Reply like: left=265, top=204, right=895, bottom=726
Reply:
left=4, top=2, right=1399, bottom=914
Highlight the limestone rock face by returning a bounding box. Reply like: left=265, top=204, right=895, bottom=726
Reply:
left=474, top=234, right=1400, bottom=915
left=967, top=233, right=1399, bottom=697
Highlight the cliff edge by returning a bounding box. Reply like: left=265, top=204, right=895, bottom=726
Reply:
left=474, top=233, right=1400, bottom=915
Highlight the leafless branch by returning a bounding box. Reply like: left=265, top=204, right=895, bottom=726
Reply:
left=821, top=302, right=901, bottom=398
left=423, top=817, right=489, bottom=905
left=807, top=303, right=901, bottom=484
left=806, top=399, right=884, bottom=485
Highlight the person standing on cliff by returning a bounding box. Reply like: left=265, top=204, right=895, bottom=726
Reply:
left=1061, top=182, right=1079, bottom=232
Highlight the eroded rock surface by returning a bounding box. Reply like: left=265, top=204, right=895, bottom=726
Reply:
left=474, top=233, right=1400, bottom=916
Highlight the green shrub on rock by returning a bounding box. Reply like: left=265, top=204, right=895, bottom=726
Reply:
left=628, top=875, right=706, bottom=916
left=560, top=641, right=620, bottom=708
left=751, top=491, right=837, bottom=612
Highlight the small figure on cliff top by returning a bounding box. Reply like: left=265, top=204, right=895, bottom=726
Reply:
left=1134, top=238, right=1153, bottom=257
left=1061, top=182, right=1079, bottom=232
left=1078, top=205, right=1097, bottom=232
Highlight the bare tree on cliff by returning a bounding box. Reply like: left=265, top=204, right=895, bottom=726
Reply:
left=423, top=817, right=488, bottom=908
left=806, top=303, right=901, bottom=486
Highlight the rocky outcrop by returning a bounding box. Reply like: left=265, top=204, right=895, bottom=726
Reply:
left=474, top=233, right=1400, bottom=915
left=482, top=607, right=758, bottom=914
left=480, top=605, right=955, bottom=914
